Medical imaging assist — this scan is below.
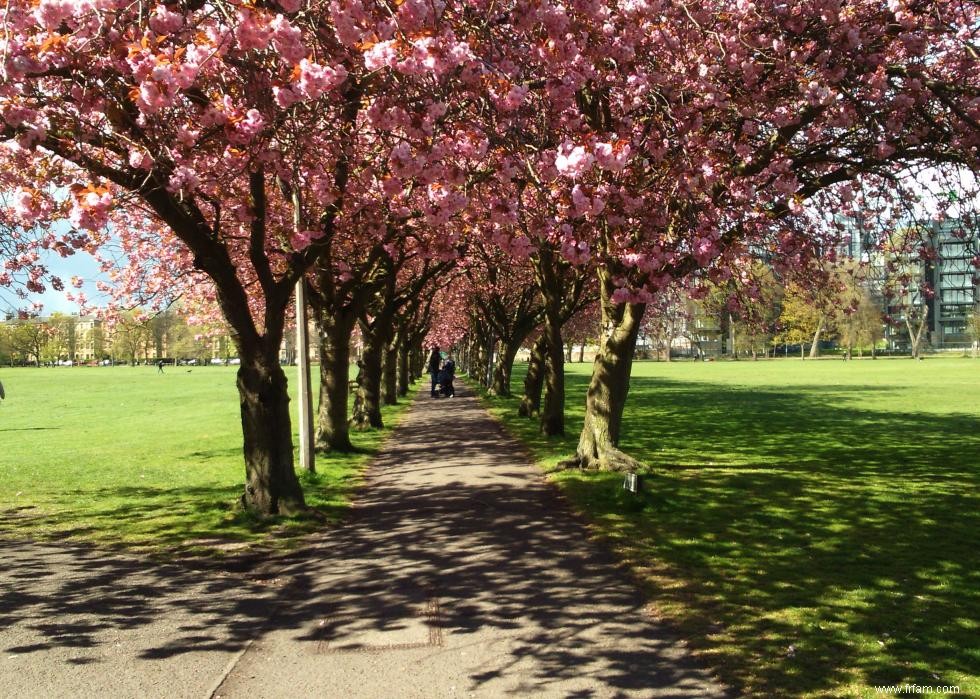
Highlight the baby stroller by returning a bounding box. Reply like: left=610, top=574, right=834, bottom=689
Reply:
left=438, top=359, right=456, bottom=398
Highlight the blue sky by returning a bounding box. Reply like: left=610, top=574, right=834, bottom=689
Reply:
left=2, top=244, right=110, bottom=316
left=38, top=248, right=110, bottom=313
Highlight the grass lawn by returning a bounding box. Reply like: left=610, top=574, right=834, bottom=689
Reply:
left=0, top=365, right=414, bottom=557
left=479, top=357, right=980, bottom=698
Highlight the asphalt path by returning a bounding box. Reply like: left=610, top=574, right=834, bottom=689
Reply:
left=1, top=379, right=727, bottom=698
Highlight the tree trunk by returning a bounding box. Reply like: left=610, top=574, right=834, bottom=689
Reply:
left=397, top=336, right=411, bottom=397
left=414, top=341, right=425, bottom=380
left=534, top=247, right=566, bottom=436
left=409, top=342, right=423, bottom=381
left=237, top=348, right=306, bottom=514
left=539, top=297, right=565, bottom=436
left=382, top=338, right=398, bottom=406
left=578, top=343, right=585, bottom=363
left=518, top=336, right=546, bottom=418
left=809, top=318, right=825, bottom=359
left=728, top=314, right=738, bottom=360
left=561, top=270, right=645, bottom=471
left=541, top=323, right=565, bottom=437
left=473, top=331, right=491, bottom=387
left=484, top=337, right=496, bottom=389
left=490, top=338, right=522, bottom=397
left=315, top=308, right=356, bottom=452
left=351, top=329, right=384, bottom=429
left=907, top=307, right=928, bottom=359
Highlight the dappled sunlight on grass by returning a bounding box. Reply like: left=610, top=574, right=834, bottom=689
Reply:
left=479, top=358, right=980, bottom=698
left=0, top=366, right=416, bottom=557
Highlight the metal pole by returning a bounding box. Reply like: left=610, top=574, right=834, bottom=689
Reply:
left=295, top=279, right=315, bottom=473
left=293, top=186, right=315, bottom=473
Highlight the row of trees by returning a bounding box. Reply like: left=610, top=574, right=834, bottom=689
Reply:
left=0, top=313, right=87, bottom=365
left=0, top=309, right=233, bottom=366
left=1, top=0, right=977, bottom=513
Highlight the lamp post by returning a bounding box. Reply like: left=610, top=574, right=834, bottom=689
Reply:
left=293, top=187, right=315, bottom=473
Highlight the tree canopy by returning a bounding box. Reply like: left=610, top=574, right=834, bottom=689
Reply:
left=2, top=0, right=977, bottom=510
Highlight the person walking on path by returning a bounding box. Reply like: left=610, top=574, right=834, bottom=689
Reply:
left=427, top=346, right=441, bottom=398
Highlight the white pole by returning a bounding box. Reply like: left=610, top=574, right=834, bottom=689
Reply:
left=292, top=186, right=315, bottom=473
left=295, top=279, right=315, bottom=473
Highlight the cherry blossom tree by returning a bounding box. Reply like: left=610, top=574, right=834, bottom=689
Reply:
left=462, top=0, right=979, bottom=471
left=0, top=0, right=468, bottom=512
left=463, top=244, right=541, bottom=397
left=4, top=0, right=978, bottom=492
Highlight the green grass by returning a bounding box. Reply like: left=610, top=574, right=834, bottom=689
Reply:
left=479, top=358, right=980, bottom=698
left=0, top=365, right=414, bottom=557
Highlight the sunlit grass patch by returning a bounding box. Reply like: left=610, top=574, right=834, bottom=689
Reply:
left=0, top=365, right=415, bottom=557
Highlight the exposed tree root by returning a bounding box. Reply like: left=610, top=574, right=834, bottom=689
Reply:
left=551, top=446, right=644, bottom=473
left=348, top=415, right=382, bottom=431
left=595, top=447, right=644, bottom=473
left=517, top=400, right=539, bottom=418
left=314, top=437, right=356, bottom=454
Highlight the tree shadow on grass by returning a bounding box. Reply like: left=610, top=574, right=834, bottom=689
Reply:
left=0, top=480, right=725, bottom=694
left=621, top=378, right=979, bottom=477
left=549, top=375, right=980, bottom=696
left=4, top=375, right=974, bottom=697
left=0, top=482, right=349, bottom=557
left=0, top=426, right=61, bottom=432
left=0, top=383, right=728, bottom=698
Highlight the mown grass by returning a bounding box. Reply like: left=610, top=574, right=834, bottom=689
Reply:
left=478, top=357, right=980, bottom=698
left=0, top=365, right=414, bottom=557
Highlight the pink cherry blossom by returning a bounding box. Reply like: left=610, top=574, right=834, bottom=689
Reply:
left=555, top=143, right=594, bottom=179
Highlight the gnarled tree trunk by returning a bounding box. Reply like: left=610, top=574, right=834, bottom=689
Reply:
left=540, top=311, right=565, bottom=436
left=382, top=336, right=398, bottom=405
left=518, top=335, right=546, bottom=418
left=561, top=269, right=646, bottom=472
left=351, top=325, right=385, bottom=429
left=315, top=306, right=356, bottom=452
left=470, top=325, right=491, bottom=387
left=397, top=335, right=411, bottom=396
left=237, top=347, right=306, bottom=514
left=490, top=337, right=523, bottom=397
left=534, top=247, right=567, bottom=436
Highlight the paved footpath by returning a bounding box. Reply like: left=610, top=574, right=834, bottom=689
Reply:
left=1, top=380, right=727, bottom=699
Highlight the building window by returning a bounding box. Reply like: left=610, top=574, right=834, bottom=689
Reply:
left=942, top=289, right=973, bottom=304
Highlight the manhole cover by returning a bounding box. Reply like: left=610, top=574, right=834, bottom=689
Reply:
left=315, top=596, right=443, bottom=653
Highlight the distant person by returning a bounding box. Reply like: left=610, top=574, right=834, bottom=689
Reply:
left=439, top=357, right=456, bottom=398
left=428, top=346, right=441, bottom=398
left=0, top=378, right=5, bottom=402
left=157, top=359, right=165, bottom=374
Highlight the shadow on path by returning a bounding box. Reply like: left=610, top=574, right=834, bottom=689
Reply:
left=1, top=380, right=726, bottom=698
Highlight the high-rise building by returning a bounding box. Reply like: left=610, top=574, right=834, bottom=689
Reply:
left=839, top=216, right=979, bottom=350
left=924, top=220, right=979, bottom=348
